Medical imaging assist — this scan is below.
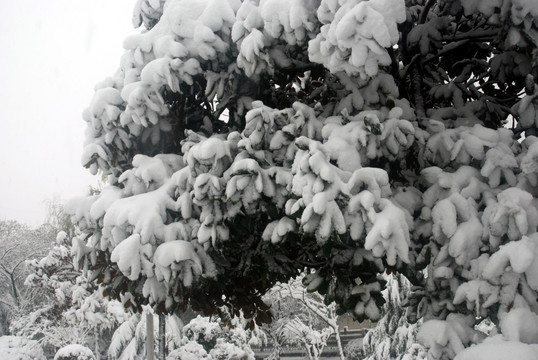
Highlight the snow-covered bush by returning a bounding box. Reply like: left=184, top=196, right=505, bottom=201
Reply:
left=167, top=341, right=210, bottom=360
left=0, top=336, right=46, bottom=360
left=182, top=315, right=224, bottom=351
left=54, top=344, right=95, bottom=360
left=69, top=0, right=538, bottom=359
left=209, top=338, right=253, bottom=360
left=181, top=314, right=259, bottom=359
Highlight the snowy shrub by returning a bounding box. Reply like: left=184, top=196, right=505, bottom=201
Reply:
left=180, top=314, right=260, bottom=359
left=167, top=341, right=210, bottom=360
left=0, top=336, right=46, bottom=360
left=344, top=338, right=363, bottom=360
left=54, top=344, right=95, bottom=360
left=209, top=338, right=253, bottom=360
left=182, top=315, right=224, bottom=351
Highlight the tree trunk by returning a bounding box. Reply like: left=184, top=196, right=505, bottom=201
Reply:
left=334, top=327, right=345, bottom=360
left=9, top=272, right=20, bottom=309
left=273, top=343, right=282, bottom=360
left=159, top=313, right=166, bottom=360
left=146, top=312, right=155, bottom=360
left=303, top=340, right=314, bottom=360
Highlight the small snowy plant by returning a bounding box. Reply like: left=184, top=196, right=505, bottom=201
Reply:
left=70, top=0, right=538, bottom=358
left=263, top=274, right=345, bottom=359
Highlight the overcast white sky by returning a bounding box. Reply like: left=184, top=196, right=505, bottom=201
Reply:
left=0, top=0, right=136, bottom=226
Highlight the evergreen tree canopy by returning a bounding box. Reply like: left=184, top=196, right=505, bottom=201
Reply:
left=68, top=0, right=538, bottom=357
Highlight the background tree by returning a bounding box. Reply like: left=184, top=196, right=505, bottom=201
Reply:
left=45, top=197, right=76, bottom=238
left=68, top=0, right=538, bottom=359
left=11, top=201, right=125, bottom=358
left=13, top=230, right=122, bottom=357
left=0, top=220, right=54, bottom=335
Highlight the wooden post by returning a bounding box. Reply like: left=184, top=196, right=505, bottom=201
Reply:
left=146, top=312, right=155, bottom=360
left=95, top=329, right=100, bottom=360
left=159, top=313, right=166, bottom=360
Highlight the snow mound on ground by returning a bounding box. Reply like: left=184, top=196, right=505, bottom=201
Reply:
left=54, top=344, right=95, bottom=360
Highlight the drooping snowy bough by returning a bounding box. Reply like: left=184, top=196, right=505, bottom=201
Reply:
left=68, top=0, right=538, bottom=358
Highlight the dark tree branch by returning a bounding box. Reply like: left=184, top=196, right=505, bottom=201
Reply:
left=412, top=67, right=426, bottom=118
left=419, top=0, right=437, bottom=24
left=442, top=29, right=497, bottom=42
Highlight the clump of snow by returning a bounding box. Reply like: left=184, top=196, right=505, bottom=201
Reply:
left=482, top=236, right=537, bottom=281
left=500, top=308, right=538, bottom=344
left=56, top=231, right=68, bottom=244
left=110, top=234, right=152, bottom=281
left=153, top=240, right=217, bottom=287
left=364, top=199, right=410, bottom=265
left=417, top=315, right=484, bottom=359
left=454, top=339, right=538, bottom=360
left=309, top=0, right=405, bottom=78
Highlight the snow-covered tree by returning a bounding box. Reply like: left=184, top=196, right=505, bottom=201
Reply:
left=107, top=308, right=183, bottom=360
left=69, top=0, right=538, bottom=358
left=357, top=274, right=426, bottom=359
left=15, top=230, right=129, bottom=358
left=15, top=231, right=82, bottom=345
